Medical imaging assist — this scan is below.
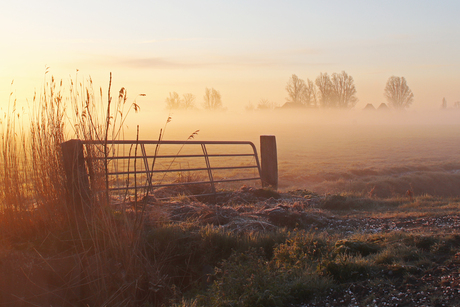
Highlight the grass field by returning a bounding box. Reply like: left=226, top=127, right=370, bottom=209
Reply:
left=2, top=78, right=460, bottom=306
left=148, top=109, right=460, bottom=198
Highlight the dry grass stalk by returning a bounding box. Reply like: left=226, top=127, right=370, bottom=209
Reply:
left=0, top=73, right=152, bottom=306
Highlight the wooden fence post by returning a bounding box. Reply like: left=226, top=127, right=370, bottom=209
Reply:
left=61, top=139, right=91, bottom=215
left=260, top=135, right=278, bottom=190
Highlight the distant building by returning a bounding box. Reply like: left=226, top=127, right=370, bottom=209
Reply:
left=377, top=103, right=390, bottom=111
left=281, top=102, right=305, bottom=108
left=363, top=103, right=376, bottom=111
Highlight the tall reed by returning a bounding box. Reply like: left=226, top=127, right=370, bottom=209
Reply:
left=67, top=73, right=151, bottom=306
left=0, top=84, right=32, bottom=239
left=0, top=73, right=153, bottom=306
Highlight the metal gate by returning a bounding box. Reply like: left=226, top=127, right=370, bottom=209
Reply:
left=82, top=139, right=263, bottom=198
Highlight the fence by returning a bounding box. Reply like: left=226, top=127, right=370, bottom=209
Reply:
left=61, top=135, right=277, bottom=207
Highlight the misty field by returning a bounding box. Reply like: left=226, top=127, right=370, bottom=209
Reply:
left=2, top=79, right=460, bottom=306
left=148, top=109, right=460, bottom=199
left=278, top=122, right=460, bottom=198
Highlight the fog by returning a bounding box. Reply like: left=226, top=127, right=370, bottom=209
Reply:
left=121, top=108, right=460, bottom=197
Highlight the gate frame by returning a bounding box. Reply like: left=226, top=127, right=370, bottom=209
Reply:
left=61, top=136, right=277, bottom=207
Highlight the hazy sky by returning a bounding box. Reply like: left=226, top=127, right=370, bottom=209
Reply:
left=1, top=0, right=460, bottom=112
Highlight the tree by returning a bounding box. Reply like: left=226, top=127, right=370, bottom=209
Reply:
left=315, top=73, right=336, bottom=107
left=303, top=79, right=317, bottom=107
left=384, top=76, right=414, bottom=109
left=315, top=71, right=357, bottom=108
left=285, top=74, right=306, bottom=106
left=182, top=93, right=196, bottom=110
left=285, top=72, right=355, bottom=109
left=203, top=87, right=223, bottom=110
left=331, top=71, right=358, bottom=108
left=257, top=98, right=277, bottom=110
left=284, top=74, right=317, bottom=107
left=165, top=92, right=181, bottom=109
left=165, top=92, right=196, bottom=110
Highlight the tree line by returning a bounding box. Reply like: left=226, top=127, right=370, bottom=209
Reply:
left=284, top=73, right=414, bottom=110
left=165, top=73, right=415, bottom=111
left=284, top=72, right=357, bottom=108
left=166, top=87, right=224, bottom=111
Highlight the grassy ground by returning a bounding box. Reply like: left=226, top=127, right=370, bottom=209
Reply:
left=151, top=190, right=460, bottom=307
left=3, top=187, right=460, bottom=306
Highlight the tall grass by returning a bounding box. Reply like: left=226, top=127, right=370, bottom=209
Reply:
left=0, top=85, right=33, bottom=239
left=0, top=73, right=152, bottom=306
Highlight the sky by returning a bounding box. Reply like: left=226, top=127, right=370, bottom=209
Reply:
left=1, top=0, right=460, bottom=114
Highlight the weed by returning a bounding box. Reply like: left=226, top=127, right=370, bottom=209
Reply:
left=206, top=248, right=332, bottom=307
left=321, top=253, right=377, bottom=282
left=273, top=231, right=332, bottom=267
left=414, top=236, right=437, bottom=251
left=334, top=239, right=381, bottom=257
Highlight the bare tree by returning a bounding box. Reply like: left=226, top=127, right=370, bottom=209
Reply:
left=257, top=98, right=277, bottom=110
left=203, top=88, right=212, bottom=109
left=384, top=76, right=414, bottom=109
left=182, top=93, right=196, bottom=110
left=203, top=87, right=223, bottom=110
left=331, top=71, right=358, bottom=108
left=315, top=73, right=336, bottom=107
left=284, top=74, right=318, bottom=107
left=303, top=79, right=317, bottom=107
left=285, top=74, right=306, bottom=106
left=165, top=92, right=181, bottom=109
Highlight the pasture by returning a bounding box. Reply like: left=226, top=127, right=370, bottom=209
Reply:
left=2, top=83, right=460, bottom=306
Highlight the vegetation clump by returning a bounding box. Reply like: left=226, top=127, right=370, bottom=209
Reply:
left=334, top=239, right=381, bottom=257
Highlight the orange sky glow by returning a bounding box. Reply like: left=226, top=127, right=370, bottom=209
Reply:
left=1, top=1, right=460, bottom=117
